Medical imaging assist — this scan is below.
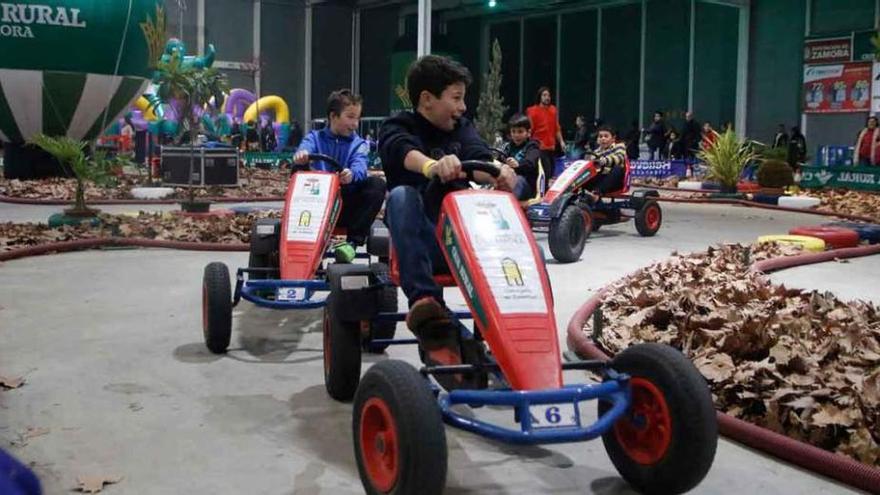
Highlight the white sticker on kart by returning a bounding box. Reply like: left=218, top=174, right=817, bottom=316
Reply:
left=286, top=173, right=333, bottom=242
left=454, top=193, right=547, bottom=314
left=528, top=402, right=579, bottom=429
left=276, top=287, right=307, bottom=301
left=549, top=160, right=589, bottom=193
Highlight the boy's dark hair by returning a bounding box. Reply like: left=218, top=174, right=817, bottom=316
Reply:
left=407, top=55, right=472, bottom=109
left=597, top=125, right=616, bottom=136
left=535, top=86, right=551, bottom=104
left=327, top=89, right=362, bottom=118
left=508, top=113, right=531, bottom=131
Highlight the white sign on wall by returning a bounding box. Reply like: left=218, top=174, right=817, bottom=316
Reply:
left=872, top=62, right=880, bottom=114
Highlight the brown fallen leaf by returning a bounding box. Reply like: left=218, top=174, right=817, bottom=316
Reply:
left=0, top=375, right=25, bottom=389
left=75, top=475, right=123, bottom=493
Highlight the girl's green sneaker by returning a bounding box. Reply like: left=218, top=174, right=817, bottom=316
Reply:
left=333, top=241, right=356, bottom=263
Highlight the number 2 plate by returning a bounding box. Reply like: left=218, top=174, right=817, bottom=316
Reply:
left=276, top=287, right=306, bottom=302
left=528, top=402, right=579, bottom=429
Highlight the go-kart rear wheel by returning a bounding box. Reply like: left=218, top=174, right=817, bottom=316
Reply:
left=548, top=204, right=589, bottom=263
left=323, top=294, right=362, bottom=401
left=599, top=343, right=717, bottom=494
left=202, top=262, right=232, bottom=354
left=364, top=263, right=398, bottom=354
left=634, top=201, right=662, bottom=237
left=353, top=360, right=446, bottom=495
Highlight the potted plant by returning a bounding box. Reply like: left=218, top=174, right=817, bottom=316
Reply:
left=697, top=129, right=756, bottom=195
left=475, top=39, right=508, bottom=144
left=29, top=134, right=113, bottom=225
left=152, top=50, right=229, bottom=212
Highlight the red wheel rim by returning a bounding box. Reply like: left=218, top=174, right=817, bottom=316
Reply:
left=614, top=377, right=672, bottom=465
left=201, top=284, right=208, bottom=333
left=359, top=397, right=399, bottom=492
left=645, top=205, right=660, bottom=230
left=322, top=311, right=331, bottom=376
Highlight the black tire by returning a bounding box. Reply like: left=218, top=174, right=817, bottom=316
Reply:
left=353, top=360, right=446, bottom=495
left=202, top=262, right=232, bottom=354
left=548, top=204, right=589, bottom=263
left=599, top=343, right=717, bottom=494
left=323, top=294, right=362, bottom=401
left=634, top=201, right=662, bottom=237
left=364, top=263, right=398, bottom=353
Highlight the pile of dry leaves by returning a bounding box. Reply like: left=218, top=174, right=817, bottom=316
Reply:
left=805, top=188, right=880, bottom=222
left=588, top=243, right=880, bottom=467
left=0, top=168, right=291, bottom=201
left=0, top=210, right=279, bottom=251
left=631, top=176, right=681, bottom=188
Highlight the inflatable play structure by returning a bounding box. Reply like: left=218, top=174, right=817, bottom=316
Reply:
left=0, top=0, right=165, bottom=178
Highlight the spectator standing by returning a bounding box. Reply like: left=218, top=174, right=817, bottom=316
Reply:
left=855, top=116, right=880, bottom=166
left=700, top=122, right=719, bottom=151
left=644, top=111, right=667, bottom=160
left=260, top=120, right=277, bottom=152
left=526, top=87, right=565, bottom=191
left=772, top=124, right=788, bottom=149
left=624, top=120, right=641, bottom=160
left=681, top=111, right=700, bottom=159
left=788, top=126, right=807, bottom=168
left=666, top=129, right=685, bottom=159
left=572, top=115, right=589, bottom=158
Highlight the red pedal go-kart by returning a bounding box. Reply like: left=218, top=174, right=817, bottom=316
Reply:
left=322, top=161, right=717, bottom=494
left=201, top=153, right=396, bottom=354
left=527, top=158, right=663, bottom=263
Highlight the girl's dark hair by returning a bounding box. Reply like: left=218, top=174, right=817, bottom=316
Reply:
left=867, top=116, right=879, bottom=126
left=535, top=86, right=552, bottom=104
left=327, top=89, right=362, bottom=118
left=508, top=113, right=531, bottom=130
left=407, top=55, right=472, bottom=109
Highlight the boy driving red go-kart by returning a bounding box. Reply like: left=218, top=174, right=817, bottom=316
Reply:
left=378, top=55, right=517, bottom=385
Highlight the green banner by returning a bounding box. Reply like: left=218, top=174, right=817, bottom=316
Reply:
left=852, top=31, right=876, bottom=63
left=243, top=151, right=293, bottom=168
left=0, top=0, right=160, bottom=78
left=800, top=165, right=880, bottom=191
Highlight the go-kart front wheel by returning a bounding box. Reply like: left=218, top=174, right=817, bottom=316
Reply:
left=599, top=343, right=717, bottom=494
left=634, top=201, right=662, bottom=237
left=202, top=262, right=232, bottom=354
left=548, top=204, right=590, bottom=263
left=353, top=360, right=447, bottom=495
left=323, top=294, right=362, bottom=401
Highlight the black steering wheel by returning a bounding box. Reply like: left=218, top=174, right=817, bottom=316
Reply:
left=306, top=152, right=344, bottom=173
left=424, top=160, right=502, bottom=222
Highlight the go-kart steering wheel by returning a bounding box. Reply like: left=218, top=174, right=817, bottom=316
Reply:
left=305, top=152, right=344, bottom=173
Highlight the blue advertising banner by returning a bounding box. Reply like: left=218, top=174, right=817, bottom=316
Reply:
left=630, top=160, right=689, bottom=178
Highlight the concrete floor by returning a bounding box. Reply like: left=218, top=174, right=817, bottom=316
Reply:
left=0, top=201, right=873, bottom=494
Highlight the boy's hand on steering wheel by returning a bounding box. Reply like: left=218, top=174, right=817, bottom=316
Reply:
left=434, top=155, right=465, bottom=183
left=496, top=164, right=517, bottom=192
left=339, top=168, right=353, bottom=185
left=505, top=157, right=519, bottom=169
left=293, top=150, right=309, bottom=165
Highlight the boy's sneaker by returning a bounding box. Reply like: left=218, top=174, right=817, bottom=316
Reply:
left=333, top=241, right=356, bottom=263
left=406, top=297, right=477, bottom=391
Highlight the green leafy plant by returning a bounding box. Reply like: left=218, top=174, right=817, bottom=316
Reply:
left=697, top=129, right=756, bottom=191
left=152, top=51, right=229, bottom=208
left=29, top=134, right=110, bottom=216
left=475, top=39, right=508, bottom=143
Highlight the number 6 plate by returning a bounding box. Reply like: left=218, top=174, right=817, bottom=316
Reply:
left=528, top=402, right=580, bottom=429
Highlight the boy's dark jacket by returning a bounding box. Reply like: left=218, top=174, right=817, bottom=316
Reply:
left=379, top=111, right=492, bottom=192
left=501, top=138, right=540, bottom=190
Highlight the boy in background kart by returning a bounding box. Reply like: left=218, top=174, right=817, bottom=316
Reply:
left=583, top=125, right=627, bottom=202
left=294, top=89, right=386, bottom=262
left=379, top=55, right=517, bottom=385
left=501, top=113, right=543, bottom=202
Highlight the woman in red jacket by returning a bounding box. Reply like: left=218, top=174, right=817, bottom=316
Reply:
left=526, top=87, right=565, bottom=192
left=855, top=116, right=880, bottom=166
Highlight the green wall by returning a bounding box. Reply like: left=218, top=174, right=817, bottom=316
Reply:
left=644, top=0, right=690, bottom=132
left=559, top=10, right=597, bottom=130
left=489, top=21, right=522, bottom=117
left=523, top=16, right=558, bottom=111
left=747, top=0, right=806, bottom=144
left=810, top=0, right=874, bottom=35
left=693, top=2, right=738, bottom=131
left=600, top=3, right=642, bottom=132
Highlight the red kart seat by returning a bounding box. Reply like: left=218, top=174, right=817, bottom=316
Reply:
left=604, top=158, right=632, bottom=198
left=388, top=246, right=458, bottom=287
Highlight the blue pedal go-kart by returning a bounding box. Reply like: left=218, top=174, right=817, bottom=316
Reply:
left=321, top=161, right=717, bottom=494
left=201, top=153, right=395, bottom=354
